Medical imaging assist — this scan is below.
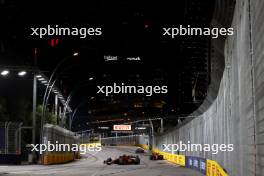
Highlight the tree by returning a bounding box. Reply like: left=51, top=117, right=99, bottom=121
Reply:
left=35, top=105, right=57, bottom=125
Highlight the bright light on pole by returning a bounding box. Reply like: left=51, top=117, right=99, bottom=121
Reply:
left=18, top=71, right=27, bottom=76
left=73, top=52, right=79, bottom=56
left=1, top=70, right=9, bottom=76
left=89, top=77, right=94, bottom=81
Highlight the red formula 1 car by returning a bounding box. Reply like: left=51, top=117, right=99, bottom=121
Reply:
left=149, top=152, right=164, bottom=160
left=104, top=155, right=140, bottom=165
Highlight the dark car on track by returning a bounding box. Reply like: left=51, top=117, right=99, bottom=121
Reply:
left=135, top=148, right=145, bottom=154
left=104, top=155, right=140, bottom=165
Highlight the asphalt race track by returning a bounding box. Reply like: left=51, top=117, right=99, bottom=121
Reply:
left=0, top=146, right=202, bottom=176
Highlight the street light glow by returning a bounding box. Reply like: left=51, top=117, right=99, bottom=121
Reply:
left=18, top=71, right=27, bottom=76
left=89, top=77, right=94, bottom=81
left=1, top=70, right=9, bottom=76
left=73, top=52, right=79, bottom=56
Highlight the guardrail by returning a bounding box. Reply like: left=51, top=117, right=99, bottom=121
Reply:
left=42, top=124, right=79, bottom=165
left=151, top=147, right=228, bottom=176
left=0, top=122, right=22, bottom=164
left=43, top=152, right=74, bottom=165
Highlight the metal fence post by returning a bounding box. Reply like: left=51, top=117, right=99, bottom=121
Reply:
left=6, top=122, right=11, bottom=154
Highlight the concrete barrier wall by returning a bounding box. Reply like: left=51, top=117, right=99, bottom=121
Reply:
left=42, top=124, right=79, bottom=165
left=154, top=0, right=264, bottom=175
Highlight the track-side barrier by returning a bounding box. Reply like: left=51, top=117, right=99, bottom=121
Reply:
left=42, top=124, right=79, bottom=165
left=43, top=152, right=74, bottom=165
left=151, top=147, right=228, bottom=176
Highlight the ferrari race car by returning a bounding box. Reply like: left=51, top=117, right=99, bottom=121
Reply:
left=149, top=152, right=164, bottom=160
left=104, top=155, right=140, bottom=165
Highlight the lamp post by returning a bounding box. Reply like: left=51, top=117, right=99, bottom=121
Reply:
left=69, top=97, right=94, bottom=130
left=0, top=66, right=37, bottom=162
left=32, top=73, right=37, bottom=163
left=42, top=79, right=57, bottom=121
left=41, top=53, right=78, bottom=120
left=40, top=52, right=78, bottom=145
left=0, top=65, right=69, bottom=164
left=61, top=78, right=94, bottom=128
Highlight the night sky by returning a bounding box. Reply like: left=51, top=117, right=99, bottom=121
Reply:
left=0, top=0, right=214, bottom=131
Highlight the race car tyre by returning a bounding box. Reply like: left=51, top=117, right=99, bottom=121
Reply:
left=118, top=158, right=124, bottom=165
left=134, top=158, right=140, bottom=165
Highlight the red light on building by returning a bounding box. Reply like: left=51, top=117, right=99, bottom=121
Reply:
left=49, top=38, right=59, bottom=47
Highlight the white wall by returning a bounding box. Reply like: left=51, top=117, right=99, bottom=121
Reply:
left=155, top=0, right=264, bottom=175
